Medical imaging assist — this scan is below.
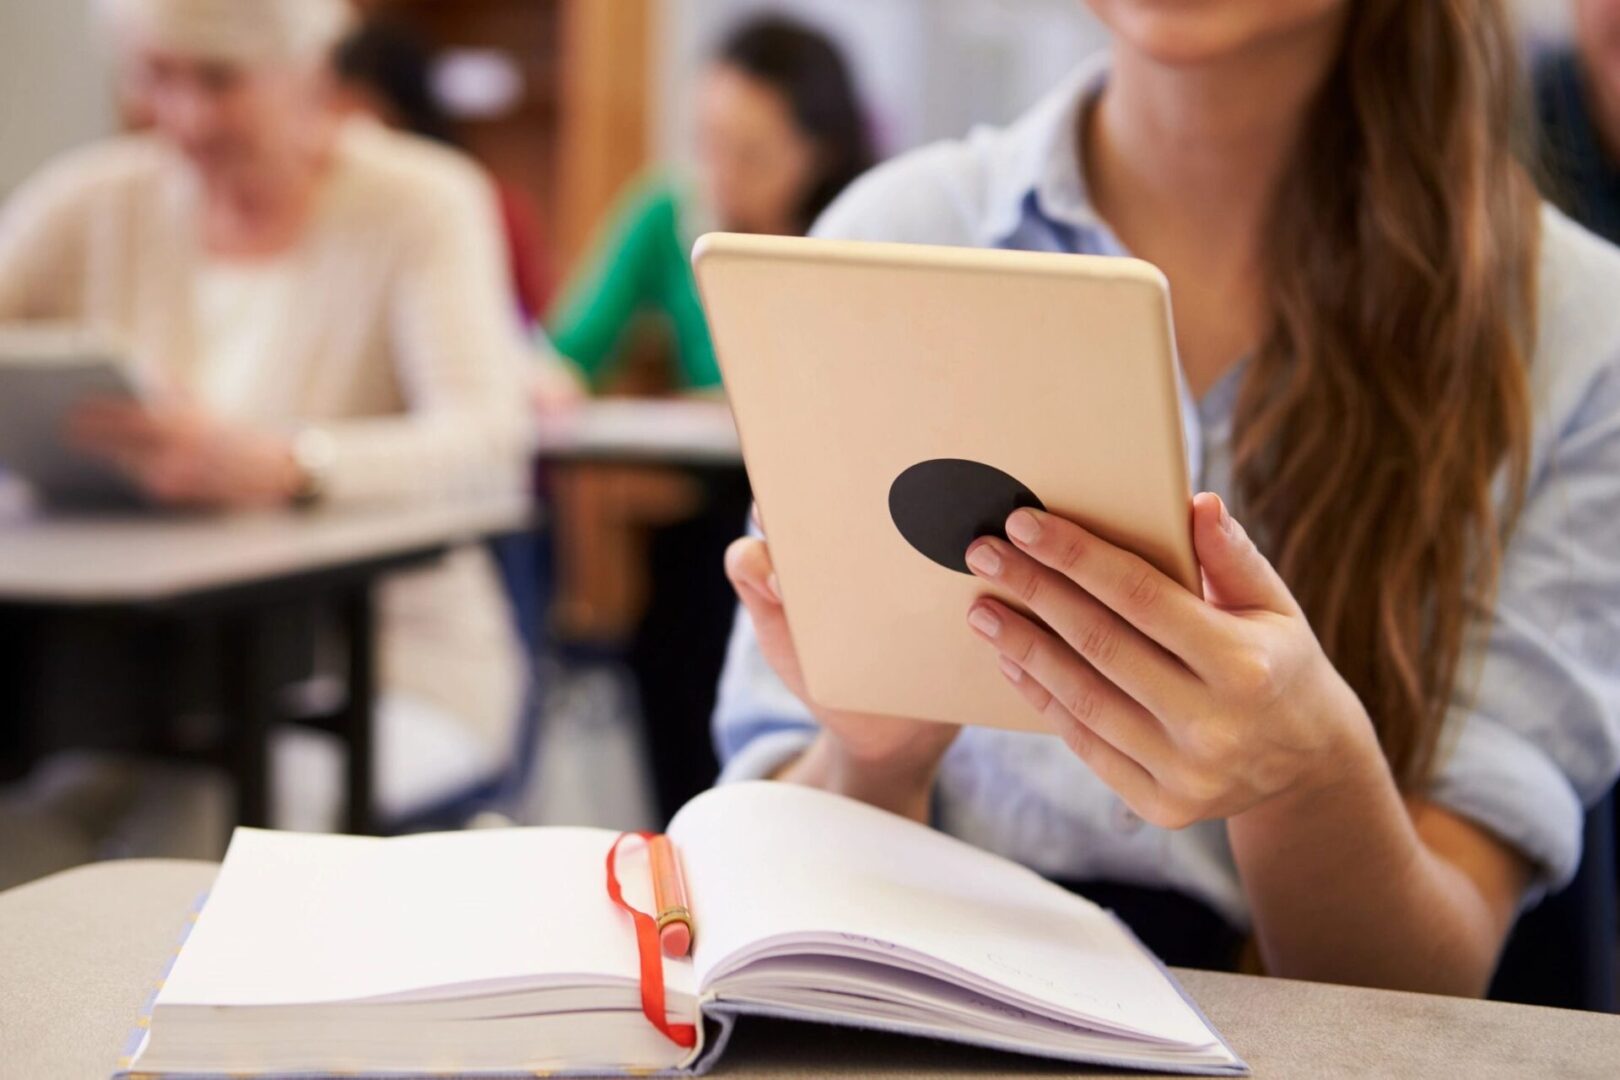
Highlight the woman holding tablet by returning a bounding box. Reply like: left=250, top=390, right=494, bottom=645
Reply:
left=715, top=0, right=1620, bottom=993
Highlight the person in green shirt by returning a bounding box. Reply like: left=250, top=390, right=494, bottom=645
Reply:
left=545, top=16, right=877, bottom=826
left=547, top=15, right=877, bottom=391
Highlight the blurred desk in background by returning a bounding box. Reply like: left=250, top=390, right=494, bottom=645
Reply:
left=5, top=859, right=1618, bottom=1080
left=0, top=495, right=535, bottom=835
left=536, top=399, right=748, bottom=825
left=535, top=398, right=743, bottom=470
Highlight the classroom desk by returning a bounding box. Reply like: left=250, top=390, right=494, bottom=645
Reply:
left=535, top=399, right=748, bottom=822
left=534, top=398, right=743, bottom=470
left=3, top=861, right=1616, bottom=1080
left=0, top=496, right=533, bottom=833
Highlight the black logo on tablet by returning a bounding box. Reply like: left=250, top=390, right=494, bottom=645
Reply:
left=888, top=459, right=1045, bottom=575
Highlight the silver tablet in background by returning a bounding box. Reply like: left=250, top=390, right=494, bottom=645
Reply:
left=0, top=324, right=149, bottom=510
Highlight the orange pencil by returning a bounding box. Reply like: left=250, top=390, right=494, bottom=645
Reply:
left=648, top=834, right=694, bottom=958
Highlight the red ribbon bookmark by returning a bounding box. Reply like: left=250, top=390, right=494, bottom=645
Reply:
left=605, top=831, right=699, bottom=1049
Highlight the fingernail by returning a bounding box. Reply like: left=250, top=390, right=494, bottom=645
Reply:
left=766, top=573, right=782, bottom=602
left=998, top=656, right=1023, bottom=683
left=968, top=605, right=1002, bottom=639
left=1006, top=510, right=1041, bottom=545
left=965, top=543, right=1002, bottom=576
left=1215, top=495, right=1233, bottom=536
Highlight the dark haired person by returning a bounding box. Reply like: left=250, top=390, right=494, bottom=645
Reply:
left=717, top=0, right=1620, bottom=993
left=1535, top=0, right=1620, bottom=245
left=333, top=18, right=556, bottom=324
left=546, top=14, right=875, bottom=391
left=546, top=16, right=875, bottom=825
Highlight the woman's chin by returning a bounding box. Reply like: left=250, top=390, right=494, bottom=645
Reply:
left=1095, top=2, right=1347, bottom=71
left=1114, top=21, right=1285, bottom=69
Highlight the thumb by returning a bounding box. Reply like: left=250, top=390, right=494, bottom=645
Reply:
left=725, top=536, right=781, bottom=607
left=1192, top=493, right=1295, bottom=614
left=724, top=536, right=811, bottom=699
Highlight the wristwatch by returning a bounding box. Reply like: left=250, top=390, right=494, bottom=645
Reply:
left=290, top=427, right=337, bottom=509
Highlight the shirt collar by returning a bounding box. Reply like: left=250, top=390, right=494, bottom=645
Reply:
left=981, top=54, right=1112, bottom=247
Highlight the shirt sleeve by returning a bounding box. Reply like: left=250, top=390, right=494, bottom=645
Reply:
left=544, top=178, right=671, bottom=385
left=1427, top=356, right=1620, bottom=899
left=711, top=589, right=820, bottom=783
left=321, top=167, right=534, bottom=504
left=0, top=154, right=91, bottom=320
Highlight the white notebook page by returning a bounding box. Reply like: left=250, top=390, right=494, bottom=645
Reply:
left=159, top=827, right=698, bottom=1008
left=671, top=782, right=1219, bottom=1048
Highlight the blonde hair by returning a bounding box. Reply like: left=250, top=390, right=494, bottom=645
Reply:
left=100, top=0, right=353, bottom=66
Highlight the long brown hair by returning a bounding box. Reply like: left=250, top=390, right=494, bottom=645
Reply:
left=1236, top=0, right=1539, bottom=789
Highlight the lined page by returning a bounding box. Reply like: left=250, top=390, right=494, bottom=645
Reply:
left=161, top=828, right=697, bottom=1008
left=670, top=782, right=1216, bottom=1047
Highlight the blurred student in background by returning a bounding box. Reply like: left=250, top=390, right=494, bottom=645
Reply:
left=0, top=0, right=535, bottom=831
left=547, top=14, right=875, bottom=392
left=1536, top=0, right=1620, bottom=243
left=334, top=17, right=557, bottom=326
left=545, top=15, right=876, bottom=826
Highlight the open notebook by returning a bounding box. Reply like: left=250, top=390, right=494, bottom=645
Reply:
left=120, top=782, right=1246, bottom=1077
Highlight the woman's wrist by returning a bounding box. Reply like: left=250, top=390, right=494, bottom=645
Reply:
left=1228, top=680, right=1395, bottom=854
left=778, top=729, right=944, bottom=823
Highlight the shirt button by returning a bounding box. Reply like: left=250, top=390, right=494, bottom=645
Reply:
left=1111, top=799, right=1145, bottom=836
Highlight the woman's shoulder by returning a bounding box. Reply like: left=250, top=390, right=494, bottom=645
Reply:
left=812, top=62, right=1102, bottom=247
left=1533, top=203, right=1620, bottom=399
left=333, top=120, right=497, bottom=218
left=810, top=125, right=1023, bottom=246
left=7, top=135, right=177, bottom=214
left=605, top=171, right=686, bottom=235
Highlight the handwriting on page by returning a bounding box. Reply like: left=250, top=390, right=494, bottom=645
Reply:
left=836, top=933, right=900, bottom=951
left=982, top=953, right=1127, bottom=1018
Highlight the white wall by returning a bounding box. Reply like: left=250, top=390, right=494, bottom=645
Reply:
left=1513, top=0, right=1574, bottom=48
left=0, top=1, right=115, bottom=196
left=654, top=0, right=1111, bottom=168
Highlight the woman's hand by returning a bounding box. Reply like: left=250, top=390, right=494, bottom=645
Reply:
left=528, top=355, right=589, bottom=415
left=68, top=400, right=305, bottom=509
left=726, top=532, right=958, bottom=820
left=963, top=492, right=1380, bottom=830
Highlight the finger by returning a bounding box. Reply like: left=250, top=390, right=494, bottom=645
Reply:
left=969, top=598, right=1173, bottom=769
left=725, top=536, right=812, bottom=699
left=993, top=650, right=1161, bottom=812
left=71, top=398, right=146, bottom=423
left=140, top=447, right=217, bottom=505
left=965, top=537, right=1197, bottom=713
left=1191, top=493, right=1297, bottom=614
left=724, top=535, right=781, bottom=605
left=67, top=404, right=167, bottom=450
left=999, top=508, right=1223, bottom=661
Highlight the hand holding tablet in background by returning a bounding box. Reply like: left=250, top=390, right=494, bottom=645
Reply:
left=67, top=398, right=307, bottom=510
left=0, top=325, right=308, bottom=512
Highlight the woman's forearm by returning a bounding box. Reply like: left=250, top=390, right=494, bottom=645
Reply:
left=1227, top=720, right=1508, bottom=995
left=776, top=731, right=940, bottom=824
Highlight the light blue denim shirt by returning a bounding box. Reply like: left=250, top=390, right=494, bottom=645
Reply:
left=713, top=57, right=1620, bottom=926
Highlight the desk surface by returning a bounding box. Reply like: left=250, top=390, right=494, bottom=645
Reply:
left=535, top=399, right=743, bottom=468
left=2, top=861, right=1615, bottom=1080
left=0, top=495, right=533, bottom=606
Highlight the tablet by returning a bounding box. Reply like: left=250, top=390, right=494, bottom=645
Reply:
left=694, top=234, right=1197, bottom=733
left=0, top=324, right=148, bottom=509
